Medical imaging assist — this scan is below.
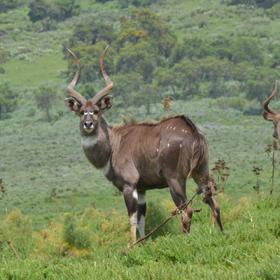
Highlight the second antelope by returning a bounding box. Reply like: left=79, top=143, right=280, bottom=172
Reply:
left=65, top=46, right=223, bottom=243
left=263, top=82, right=280, bottom=139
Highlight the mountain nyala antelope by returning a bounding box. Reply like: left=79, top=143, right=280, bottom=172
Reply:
left=263, top=81, right=280, bottom=139
left=65, top=46, right=223, bottom=243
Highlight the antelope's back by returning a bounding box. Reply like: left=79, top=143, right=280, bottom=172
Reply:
left=114, top=115, right=204, bottom=187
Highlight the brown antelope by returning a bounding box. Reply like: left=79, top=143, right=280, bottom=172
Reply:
left=65, top=46, right=223, bottom=243
left=263, top=82, right=280, bottom=138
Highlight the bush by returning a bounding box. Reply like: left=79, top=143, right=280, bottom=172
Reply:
left=0, top=0, right=20, bottom=12
left=63, top=214, right=91, bottom=249
left=0, top=82, right=18, bottom=120
left=34, top=84, right=57, bottom=122
left=119, top=0, right=159, bottom=8
left=28, top=0, right=80, bottom=23
left=0, top=209, right=33, bottom=256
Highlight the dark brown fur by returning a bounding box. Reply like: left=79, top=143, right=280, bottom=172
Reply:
left=65, top=47, right=223, bottom=243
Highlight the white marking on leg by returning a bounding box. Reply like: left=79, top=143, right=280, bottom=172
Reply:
left=132, top=190, right=138, bottom=200
left=130, top=212, right=137, bottom=244
left=138, top=192, right=146, bottom=204
left=167, top=143, right=170, bottom=147
left=137, top=215, right=145, bottom=238
left=130, top=212, right=137, bottom=226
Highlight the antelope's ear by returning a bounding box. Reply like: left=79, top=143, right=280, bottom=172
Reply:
left=99, top=96, right=112, bottom=112
left=65, top=97, right=82, bottom=114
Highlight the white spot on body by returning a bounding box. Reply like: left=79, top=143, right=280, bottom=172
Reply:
left=180, top=143, right=182, bottom=148
left=81, top=135, right=98, bottom=149
left=167, top=143, right=170, bottom=147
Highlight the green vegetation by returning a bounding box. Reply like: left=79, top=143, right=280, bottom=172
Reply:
left=0, top=82, right=18, bottom=119
left=0, top=0, right=280, bottom=279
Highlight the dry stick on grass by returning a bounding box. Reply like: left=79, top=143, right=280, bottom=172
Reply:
left=162, top=96, right=172, bottom=111
left=7, top=240, right=19, bottom=259
left=265, top=141, right=278, bottom=195
left=211, top=159, right=230, bottom=192
left=271, top=140, right=277, bottom=195
left=0, top=178, right=5, bottom=198
left=252, top=166, right=262, bottom=194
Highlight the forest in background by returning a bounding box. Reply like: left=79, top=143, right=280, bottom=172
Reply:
left=0, top=0, right=280, bottom=120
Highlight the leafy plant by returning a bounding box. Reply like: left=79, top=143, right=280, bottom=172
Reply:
left=34, top=84, right=57, bottom=122
left=0, top=82, right=18, bottom=120
left=211, top=159, right=230, bottom=192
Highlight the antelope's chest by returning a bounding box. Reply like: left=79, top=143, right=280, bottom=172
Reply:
left=81, top=135, right=108, bottom=168
left=81, top=135, right=98, bottom=149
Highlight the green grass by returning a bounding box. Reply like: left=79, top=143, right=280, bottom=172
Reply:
left=0, top=194, right=280, bottom=279
left=2, top=51, right=66, bottom=87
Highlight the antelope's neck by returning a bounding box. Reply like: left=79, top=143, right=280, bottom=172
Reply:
left=80, top=118, right=112, bottom=169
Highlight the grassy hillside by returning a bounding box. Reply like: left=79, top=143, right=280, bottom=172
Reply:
left=0, top=0, right=280, bottom=279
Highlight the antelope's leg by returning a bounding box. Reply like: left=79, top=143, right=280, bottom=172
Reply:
left=193, top=168, right=223, bottom=231
left=197, top=181, right=223, bottom=231
left=137, top=191, right=146, bottom=238
left=203, top=189, right=223, bottom=231
left=123, top=185, right=138, bottom=243
left=168, top=178, right=192, bottom=234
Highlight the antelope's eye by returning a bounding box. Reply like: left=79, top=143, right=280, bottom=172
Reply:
left=94, top=110, right=99, bottom=115
left=80, top=110, right=84, bottom=115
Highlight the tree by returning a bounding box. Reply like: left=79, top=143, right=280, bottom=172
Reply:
left=245, top=67, right=278, bottom=101
left=113, top=72, right=145, bottom=107
left=65, top=42, right=115, bottom=84
left=28, top=0, right=80, bottom=23
left=223, top=0, right=278, bottom=8
left=69, top=18, right=116, bottom=46
left=119, top=0, right=159, bottom=8
left=0, top=0, right=20, bottom=12
left=34, top=84, right=57, bottom=122
left=0, top=83, right=18, bottom=120
left=117, top=9, right=176, bottom=57
left=0, top=47, right=9, bottom=74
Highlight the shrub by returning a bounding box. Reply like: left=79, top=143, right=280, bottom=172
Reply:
left=0, top=209, right=33, bottom=256
left=28, top=0, right=80, bottom=23
left=0, top=82, right=18, bottom=120
left=0, top=0, right=20, bottom=12
left=63, top=214, right=91, bottom=249
left=34, top=84, right=57, bottom=122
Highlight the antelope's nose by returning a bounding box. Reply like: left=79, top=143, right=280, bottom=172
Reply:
left=84, top=121, right=93, bottom=129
